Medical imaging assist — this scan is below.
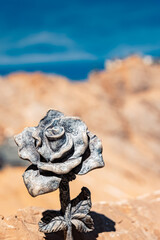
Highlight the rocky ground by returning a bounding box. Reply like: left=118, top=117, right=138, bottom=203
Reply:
left=0, top=190, right=160, bottom=240
left=0, top=55, right=160, bottom=239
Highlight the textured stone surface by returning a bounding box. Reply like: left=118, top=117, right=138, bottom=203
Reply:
left=0, top=191, right=160, bottom=240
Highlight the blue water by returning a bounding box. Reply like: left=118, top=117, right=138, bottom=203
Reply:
left=0, top=0, right=160, bottom=80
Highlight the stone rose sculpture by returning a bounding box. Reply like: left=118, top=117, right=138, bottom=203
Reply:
left=14, top=109, right=104, bottom=240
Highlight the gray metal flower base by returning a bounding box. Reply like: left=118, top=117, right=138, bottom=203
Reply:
left=39, top=174, right=94, bottom=240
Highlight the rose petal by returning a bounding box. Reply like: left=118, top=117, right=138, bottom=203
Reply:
left=38, top=110, right=64, bottom=129
left=45, top=126, right=65, bottom=140
left=36, top=135, right=56, bottom=162
left=37, top=116, right=88, bottom=162
left=14, top=127, right=40, bottom=164
left=37, top=132, right=74, bottom=162
left=38, top=157, right=82, bottom=175
left=74, top=132, right=105, bottom=175
left=49, top=133, right=73, bottom=161
left=23, top=165, right=61, bottom=197
left=60, top=117, right=89, bottom=158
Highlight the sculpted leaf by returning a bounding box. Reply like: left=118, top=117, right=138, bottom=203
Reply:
left=69, top=187, right=94, bottom=233
left=71, top=199, right=91, bottom=219
left=82, top=214, right=94, bottom=230
left=39, top=216, right=67, bottom=233
left=71, top=187, right=92, bottom=219
left=71, top=217, right=94, bottom=233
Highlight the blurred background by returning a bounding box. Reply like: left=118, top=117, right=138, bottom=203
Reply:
left=0, top=0, right=160, bottom=218
left=0, top=0, right=160, bottom=79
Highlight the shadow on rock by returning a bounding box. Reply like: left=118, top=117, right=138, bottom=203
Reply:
left=43, top=210, right=116, bottom=240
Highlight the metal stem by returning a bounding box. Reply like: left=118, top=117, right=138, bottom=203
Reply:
left=64, top=223, right=73, bottom=240
left=59, top=175, right=75, bottom=240
left=59, top=176, right=70, bottom=215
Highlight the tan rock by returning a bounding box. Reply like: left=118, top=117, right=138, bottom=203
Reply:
left=0, top=191, right=160, bottom=240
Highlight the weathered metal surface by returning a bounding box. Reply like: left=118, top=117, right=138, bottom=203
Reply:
left=15, top=109, right=104, bottom=240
